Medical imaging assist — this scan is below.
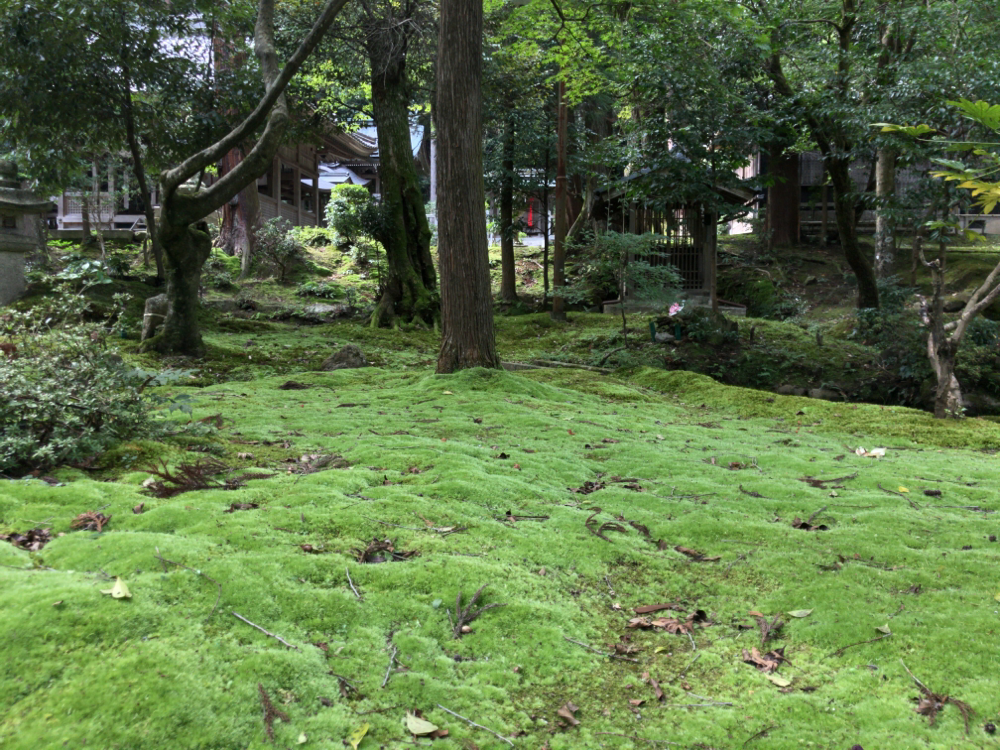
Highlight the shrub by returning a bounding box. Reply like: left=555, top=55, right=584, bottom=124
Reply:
left=254, top=218, right=304, bottom=282
left=291, top=225, right=335, bottom=247
left=203, top=249, right=240, bottom=290
left=325, top=185, right=383, bottom=248
left=567, top=232, right=682, bottom=307
left=0, top=289, right=161, bottom=474
left=296, top=280, right=344, bottom=300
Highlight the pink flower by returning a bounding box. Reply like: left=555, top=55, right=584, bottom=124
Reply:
left=669, top=303, right=683, bottom=316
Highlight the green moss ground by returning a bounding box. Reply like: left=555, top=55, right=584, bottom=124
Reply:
left=4, top=367, right=1000, bottom=749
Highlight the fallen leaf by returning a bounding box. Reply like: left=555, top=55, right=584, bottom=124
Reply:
left=742, top=646, right=789, bottom=673
left=765, top=673, right=791, bottom=687
left=223, top=502, right=260, bottom=513
left=787, top=609, right=813, bottom=618
left=132, top=503, right=145, bottom=514
left=875, top=624, right=892, bottom=634
left=71, top=511, right=112, bottom=532
left=442, top=390, right=454, bottom=395
left=898, top=486, right=909, bottom=493
left=648, top=676, right=665, bottom=701
left=348, top=723, right=369, bottom=750
left=297, top=732, right=308, bottom=744
left=0, top=527, right=52, bottom=551
left=628, top=698, right=645, bottom=706
left=556, top=702, right=580, bottom=726
left=405, top=712, right=439, bottom=736
left=100, top=577, right=132, bottom=599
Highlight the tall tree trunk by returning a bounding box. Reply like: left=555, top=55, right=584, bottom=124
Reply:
left=217, top=147, right=262, bottom=278
left=80, top=194, right=95, bottom=246
left=145, top=221, right=212, bottom=355
left=827, top=156, right=879, bottom=308
left=874, top=147, right=896, bottom=277
left=551, top=80, right=568, bottom=321
left=435, top=0, right=499, bottom=373
left=766, top=146, right=799, bottom=247
left=499, top=113, right=518, bottom=302
left=368, top=46, right=436, bottom=327
left=122, top=78, right=164, bottom=281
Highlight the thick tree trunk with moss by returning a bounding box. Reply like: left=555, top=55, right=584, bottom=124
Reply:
left=368, top=46, right=436, bottom=327
left=499, top=114, right=518, bottom=302
left=148, top=0, right=348, bottom=355
left=435, top=0, right=499, bottom=373
left=145, top=222, right=212, bottom=356
left=827, top=157, right=879, bottom=309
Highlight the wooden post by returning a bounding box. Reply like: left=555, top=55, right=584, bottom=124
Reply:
left=820, top=183, right=829, bottom=246
left=706, top=207, right=719, bottom=312
left=551, top=79, right=568, bottom=321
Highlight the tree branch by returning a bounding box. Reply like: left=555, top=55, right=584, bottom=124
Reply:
left=161, top=0, right=350, bottom=195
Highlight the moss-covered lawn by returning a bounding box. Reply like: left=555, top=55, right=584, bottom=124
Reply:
left=3, top=366, right=1000, bottom=749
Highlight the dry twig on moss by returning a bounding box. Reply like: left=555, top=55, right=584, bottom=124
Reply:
left=232, top=611, right=299, bottom=650
left=258, top=683, right=290, bottom=742
left=436, top=703, right=514, bottom=747
left=154, top=547, right=222, bottom=617
left=452, top=584, right=506, bottom=638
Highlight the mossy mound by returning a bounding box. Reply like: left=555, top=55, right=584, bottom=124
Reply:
left=3, top=368, right=1000, bottom=748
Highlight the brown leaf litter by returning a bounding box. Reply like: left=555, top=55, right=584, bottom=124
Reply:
left=799, top=473, right=857, bottom=489
left=627, top=609, right=710, bottom=634
left=1, top=527, right=52, bottom=551
left=258, top=683, right=290, bottom=742
left=353, top=538, right=419, bottom=564
left=570, top=481, right=606, bottom=494
left=143, top=459, right=274, bottom=498
left=742, top=646, right=791, bottom=673
left=903, top=660, right=972, bottom=734
left=791, top=506, right=830, bottom=531
left=452, top=584, right=506, bottom=638
left=674, top=545, right=721, bottom=562
left=277, top=380, right=311, bottom=390
left=556, top=702, right=581, bottom=727
left=70, top=511, right=112, bottom=532
left=286, top=454, right=350, bottom=474
left=223, top=502, right=260, bottom=513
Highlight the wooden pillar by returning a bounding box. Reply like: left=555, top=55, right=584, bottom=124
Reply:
left=706, top=207, right=719, bottom=312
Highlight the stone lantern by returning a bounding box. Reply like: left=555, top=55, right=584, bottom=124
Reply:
left=0, top=160, right=53, bottom=306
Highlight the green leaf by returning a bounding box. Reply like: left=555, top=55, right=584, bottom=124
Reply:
left=765, top=673, right=791, bottom=687
left=297, top=732, right=308, bottom=744
left=787, top=609, right=813, bottom=618
left=931, top=158, right=969, bottom=172
left=876, top=624, right=891, bottom=634
left=875, top=123, right=934, bottom=138
left=100, top=577, right=131, bottom=599
left=348, top=723, right=368, bottom=750
left=431, top=598, right=443, bottom=609
left=405, top=712, right=439, bottom=736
